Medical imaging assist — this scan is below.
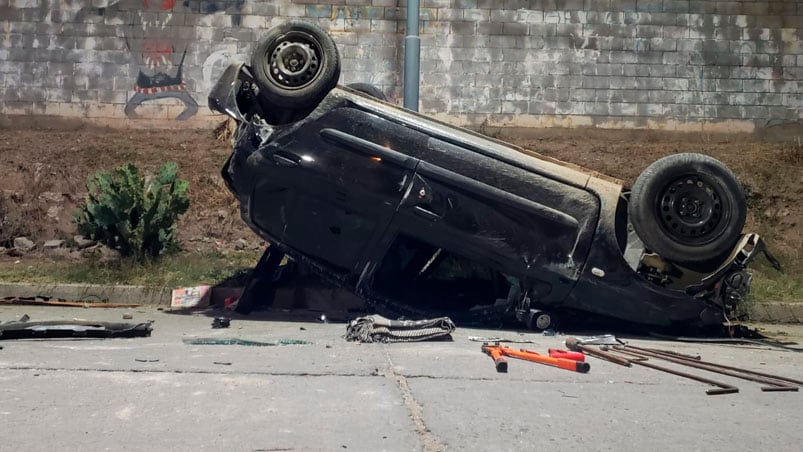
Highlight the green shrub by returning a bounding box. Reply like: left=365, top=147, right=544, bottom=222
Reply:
left=74, top=162, right=190, bottom=261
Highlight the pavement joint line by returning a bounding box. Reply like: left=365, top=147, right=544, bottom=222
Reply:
left=400, top=374, right=669, bottom=387
left=0, top=364, right=776, bottom=388
left=383, top=349, right=448, bottom=452
left=0, top=366, right=663, bottom=387
left=0, top=366, right=380, bottom=378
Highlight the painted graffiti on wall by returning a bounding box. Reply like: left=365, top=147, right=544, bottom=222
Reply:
left=201, top=39, right=240, bottom=94
left=77, top=0, right=248, bottom=120
left=96, top=1, right=240, bottom=120
left=121, top=0, right=197, bottom=120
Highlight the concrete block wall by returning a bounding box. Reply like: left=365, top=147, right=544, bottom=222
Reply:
left=1, top=0, right=801, bottom=131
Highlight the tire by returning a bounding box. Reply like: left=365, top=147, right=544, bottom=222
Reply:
left=629, top=153, right=746, bottom=268
left=250, top=21, right=340, bottom=110
left=526, top=310, right=554, bottom=332
left=347, top=83, right=387, bottom=101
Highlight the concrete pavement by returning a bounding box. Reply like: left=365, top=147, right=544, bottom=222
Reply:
left=1, top=305, right=802, bottom=451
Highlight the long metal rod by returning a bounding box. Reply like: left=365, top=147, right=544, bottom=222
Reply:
left=612, top=349, right=739, bottom=395
left=578, top=344, right=632, bottom=367
left=620, top=346, right=798, bottom=392
left=403, top=0, right=420, bottom=111
left=630, top=345, right=803, bottom=386
left=565, top=338, right=631, bottom=367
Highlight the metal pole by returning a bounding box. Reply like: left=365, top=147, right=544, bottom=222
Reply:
left=619, top=346, right=800, bottom=392
left=403, top=0, right=420, bottom=111
left=613, top=349, right=740, bottom=395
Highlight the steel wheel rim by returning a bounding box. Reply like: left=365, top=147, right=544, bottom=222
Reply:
left=657, top=174, right=728, bottom=246
left=266, top=32, right=322, bottom=89
left=534, top=314, right=551, bottom=330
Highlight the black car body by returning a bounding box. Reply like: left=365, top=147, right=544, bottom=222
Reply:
left=209, top=22, right=776, bottom=332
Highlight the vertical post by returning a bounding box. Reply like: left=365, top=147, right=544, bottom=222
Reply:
left=403, top=0, right=420, bottom=111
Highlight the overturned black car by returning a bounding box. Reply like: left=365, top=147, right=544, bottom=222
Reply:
left=209, top=21, right=779, bottom=333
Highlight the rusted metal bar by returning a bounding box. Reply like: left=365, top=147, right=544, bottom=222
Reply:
left=611, top=348, right=739, bottom=395
left=565, top=337, right=631, bottom=367
left=628, top=344, right=803, bottom=386
left=619, top=346, right=798, bottom=392
left=637, top=346, right=701, bottom=361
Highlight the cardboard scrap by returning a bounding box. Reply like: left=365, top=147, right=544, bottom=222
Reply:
left=170, top=285, right=211, bottom=309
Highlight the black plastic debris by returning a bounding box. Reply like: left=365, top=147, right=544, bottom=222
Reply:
left=0, top=319, right=153, bottom=340
left=345, top=315, right=456, bottom=343
left=211, top=317, right=231, bottom=329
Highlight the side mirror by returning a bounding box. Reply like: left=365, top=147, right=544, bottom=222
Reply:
left=208, top=63, right=251, bottom=121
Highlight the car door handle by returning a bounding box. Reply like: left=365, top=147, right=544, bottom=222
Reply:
left=413, top=206, right=443, bottom=221
left=272, top=151, right=300, bottom=167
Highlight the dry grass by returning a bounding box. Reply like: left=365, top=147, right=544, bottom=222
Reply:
left=0, top=250, right=261, bottom=288
left=777, top=138, right=803, bottom=166
left=213, top=118, right=237, bottom=143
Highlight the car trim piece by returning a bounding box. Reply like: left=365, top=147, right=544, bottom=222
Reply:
left=337, top=90, right=599, bottom=189
left=319, top=128, right=419, bottom=171
left=416, top=161, right=580, bottom=229
left=208, top=63, right=248, bottom=121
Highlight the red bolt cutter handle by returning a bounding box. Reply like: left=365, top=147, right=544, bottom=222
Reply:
left=508, top=347, right=590, bottom=373
left=481, top=343, right=508, bottom=373
left=548, top=348, right=585, bottom=362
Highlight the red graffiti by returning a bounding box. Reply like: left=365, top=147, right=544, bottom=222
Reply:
left=142, top=39, right=173, bottom=69
left=143, top=40, right=173, bottom=59
left=143, top=0, right=175, bottom=10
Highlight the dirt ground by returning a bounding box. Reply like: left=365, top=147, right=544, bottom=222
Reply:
left=0, top=120, right=800, bottom=264
left=504, top=127, right=802, bottom=259
left=0, top=122, right=258, bottom=254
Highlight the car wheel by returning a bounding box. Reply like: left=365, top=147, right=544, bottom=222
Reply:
left=526, top=310, right=554, bottom=332
left=629, top=153, right=746, bottom=268
left=250, top=21, right=341, bottom=110
left=347, top=83, right=387, bottom=101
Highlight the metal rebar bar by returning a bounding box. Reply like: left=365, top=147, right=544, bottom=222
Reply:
left=610, top=348, right=739, bottom=395
left=619, top=346, right=798, bottom=392
left=565, top=337, right=631, bottom=367
left=637, top=346, right=701, bottom=361
left=628, top=345, right=803, bottom=386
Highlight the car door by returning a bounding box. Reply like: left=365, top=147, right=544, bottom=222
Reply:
left=249, top=107, right=423, bottom=276
left=368, top=136, right=600, bottom=306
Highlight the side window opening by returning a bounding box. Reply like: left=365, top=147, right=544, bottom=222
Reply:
left=372, top=234, right=516, bottom=313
